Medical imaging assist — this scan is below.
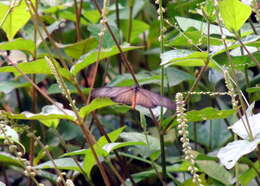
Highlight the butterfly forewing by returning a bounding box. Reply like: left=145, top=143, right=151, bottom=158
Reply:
left=112, top=89, right=134, bottom=105
left=136, top=90, right=156, bottom=108
left=92, top=87, right=132, bottom=98
left=92, top=86, right=176, bottom=110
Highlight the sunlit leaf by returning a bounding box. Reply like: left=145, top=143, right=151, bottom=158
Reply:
left=70, top=44, right=141, bottom=76
left=0, top=59, right=71, bottom=79
left=219, top=0, right=251, bottom=32
left=0, top=0, right=35, bottom=40
left=0, top=38, right=35, bottom=54
left=197, top=160, right=234, bottom=184
left=79, top=98, right=117, bottom=118
left=35, top=158, right=82, bottom=172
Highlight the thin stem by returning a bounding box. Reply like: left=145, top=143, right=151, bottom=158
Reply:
left=92, top=0, right=139, bottom=86
left=127, top=1, right=133, bottom=43
left=234, top=32, right=260, bottom=70
left=158, top=0, right=167, bottom=181
left=73, top=0, right=82, bottom=41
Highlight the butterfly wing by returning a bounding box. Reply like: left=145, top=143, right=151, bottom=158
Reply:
left=135, top=89, right=156, bottom=108
left=92, top=87, right=132, bottom=99
left=111, top=90, right=134, bottom=105
left=138, top=88, right=176, bottom=110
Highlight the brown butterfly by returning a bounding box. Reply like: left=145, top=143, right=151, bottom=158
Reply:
left=92, top=86, right=176, bottom=110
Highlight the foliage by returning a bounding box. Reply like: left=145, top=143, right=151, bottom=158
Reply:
left=0, top=0, right=260, bottom=185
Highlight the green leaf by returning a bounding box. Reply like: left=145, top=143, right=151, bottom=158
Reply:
left=79, top=98, right=117, bottom=118
left=88, top=24, right=120, bottom=48
left=120, top=19, right=149, bottom=43
left=0, top=124, right=19, bottom=142
left=186, top=107, right=235, bottom=122
left=175, top=16, right=233, bottom=36
left=0, top=152, right=23, bottom=167
left=0, top=38, right=35, bottom=54
left=197, top=160, right=234, bottom=185
left=246, top=87, right=260, bottom=93
left=238, top=160, right=260, bottom=186
left=120, top=132, right=160, bottom=158
left=102, top=141, right=145, bottom=154
left=71, top=44, right=141, bottom=76
left=82, top=9, right=101, bottom=24
left=0, top=58, right=71, bottom=80
left=62, top=38, right=98, bottom=59
left=160, top=49, right=215, bottom=67
left=0, top=124, right=25, bottom=153
left=189, top=119, right=232, bottom=149
left=5, top=102, right=76, bottom=126
left=167, top=28, right=223, bottom=47
left=35, top=158, right=82, bottom=172
left=62, top=127, right=126, bottom=176
left=131, top=161, right=191, bottom=183
left=0, top=80, right=30, bottom=94
left=48, top=83, right=90, bottom=95
left=219, top=0, right=251, bottom=32
left=108, top=67, right=193, bottom=87
left=0, top=0, right=35, bottom=40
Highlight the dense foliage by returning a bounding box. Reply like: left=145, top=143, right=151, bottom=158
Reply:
left=0, top=0, right=260, bottom=185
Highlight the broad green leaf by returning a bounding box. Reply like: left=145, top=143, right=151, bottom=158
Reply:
left=5, top=102, right=76, bottom=126
left=61, top=127, right=126, bottom=176
left=238, top=161, right=260, bottom=186
left=182, top=175, right=206, bottom=186
left=0, top=124, right=25, bottom=153
left=160, top=49, right=215, bottom=67
left=120, top=132, right=160, bottom=158
left=167, top=28, right=223, bottom=47
left=84, top=127, right=126, bottom=176
left=0, top=152, right=23, bottom=167
left=62, top=37, right=98, bottom=59
left=58, top=9, right=88, bottom=25
left=79, top=98, right=117, bottom=118
left=102, top=141, right=145, bottom=153
left=88, top=24, right=120, bottom=48
left=48, top=83, right=90, bottom=95
left=70, top=44, right=141, bottom=76
left=0, top=0, right=35, bottom=40
left=197, top=160, right=234, bottom=184
left=131, top=161, right=191, bottom=183
left=96, top=126, right=126, bottom=148
left=0, top=58, right=71, bottom=80
left=35, top=158, right=82, bottom=172
left=186, top=107, right=235, bottom=122
left=82, top=9, right=100, bottom=24
left=0, top=38, right=35, bottom=54
left=0, top=124, right=19, bottom=142
left=62, top=126, right=127, bottom=157
left=175, top=16, right=233, bottom=36
left=109, top=0, right=145, bottom=20
left=108, top=67, right=194, bottom=87
left=211, top=42, right=243, bottom=57
left=189, top=119, right=232, bottom=150
left=120, top=19, right=149, bottom=43
left=246, top=87, right=260, bottom=93
left=0, top=80, right=30, bottom=94
left=219, top=0, right=251, bottom=32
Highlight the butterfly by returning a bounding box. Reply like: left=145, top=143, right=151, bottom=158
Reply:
left=92, top=86, right=176, bottom=110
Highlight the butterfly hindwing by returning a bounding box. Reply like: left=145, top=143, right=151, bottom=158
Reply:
left=139, top=88, right=176, bottom=110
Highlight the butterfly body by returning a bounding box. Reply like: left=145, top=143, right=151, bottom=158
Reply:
left=92, top=86, right=176, bottom=110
